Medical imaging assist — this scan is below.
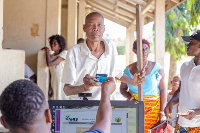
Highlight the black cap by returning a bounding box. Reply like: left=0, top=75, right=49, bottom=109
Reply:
left=182, top=30, right=200, bottom=42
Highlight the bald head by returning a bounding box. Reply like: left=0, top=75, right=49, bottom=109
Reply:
left=85, top=12, right=104, bottom=24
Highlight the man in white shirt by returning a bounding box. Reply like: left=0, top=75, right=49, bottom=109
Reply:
left=164, top=30, right=200, bottom=132
left=62, top=12, right=134, bottom=100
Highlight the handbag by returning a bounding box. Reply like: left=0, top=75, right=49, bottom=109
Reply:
left=149, top=120, right=174, bottom=133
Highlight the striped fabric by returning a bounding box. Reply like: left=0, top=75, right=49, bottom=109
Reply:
left=175, top=124, right=200, bottom=133
left=131, top=93, right=160, bottom=133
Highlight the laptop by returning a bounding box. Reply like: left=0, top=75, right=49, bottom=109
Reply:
left=48, top=100, right=144, bottom=133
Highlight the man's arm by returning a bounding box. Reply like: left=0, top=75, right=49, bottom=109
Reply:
left=164, top=82, right=181, bottom=119
left=63, top=74, right=101, bottom=96
left=63, top=84, right=86, bottom=96
left=181, top=109, right=200, bottom=120
left=88, top=77, right=116, bottom=133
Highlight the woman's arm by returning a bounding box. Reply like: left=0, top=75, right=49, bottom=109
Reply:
left=120, top=82, right=132, bottom=100
left=43, top=47, right=65, bottom=67
left=46, top=56, right=65, bottom=67
left=158, top=68, right=167, bottom=122
left=117, top=71, right=146, bottom=86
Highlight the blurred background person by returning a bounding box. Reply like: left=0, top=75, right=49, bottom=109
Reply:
left=167, top=75, right=180, bottom=129
left=25, top=64, right=37, bottom=83
left=42, top=34, right=67, bottom=100
left=77, top=38, right=84, bottom=44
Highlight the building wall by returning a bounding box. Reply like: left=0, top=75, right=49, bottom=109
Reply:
left=3, top=0, right=61, bottom=73
left=0, top=50, right=25, bottom=92
left=3, top=0, right=46, bottom=73
left=0, top=0, right=3, bottom=49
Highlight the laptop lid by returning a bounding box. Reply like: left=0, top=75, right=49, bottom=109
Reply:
left=48, top=100, right=144, bottom=133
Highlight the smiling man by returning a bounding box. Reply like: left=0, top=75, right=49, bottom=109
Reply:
left=164, top=30, right=200, bottom=132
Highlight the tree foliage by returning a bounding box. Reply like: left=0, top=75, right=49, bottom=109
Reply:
left=117, top=45, right=125, bottom=55
left=165, top=0, right=200, bottom=60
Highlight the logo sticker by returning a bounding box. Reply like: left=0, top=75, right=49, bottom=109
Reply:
left=65, top=115, right=78, bottom=122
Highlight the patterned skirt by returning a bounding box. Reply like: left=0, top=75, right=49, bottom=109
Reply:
left=131, top=93, right=160, bottom=133
left=175, top=124, right=200, bottom=133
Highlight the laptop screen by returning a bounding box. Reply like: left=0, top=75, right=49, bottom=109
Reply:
left=48, top=100, right=144, bottom=133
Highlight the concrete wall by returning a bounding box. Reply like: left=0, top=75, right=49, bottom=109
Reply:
left=3, top=0, right=46, bottom=73
left=3, top=0, right=61, bottom=74
left=0, top=49, right=25, bottom=132
left=0, top=50, right=25, bottom=93
left=0, top=48, right=25, bottom=133
left=37, top=50, right=49, bottom=100
left=0, top=0, right=3, bottom=49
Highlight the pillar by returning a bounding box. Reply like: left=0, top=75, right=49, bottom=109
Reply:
left=78, top=0, right=86, bottom=39
left=46, top=0, right=61, bottom=46
left=126, top=24, right=135, bottom=65
left=67, top=0, right=77, bottom=49
left=155, top=0, right=165, bottom=67
left=37, top=0, right=61, bottom=99
left=0, top=0, right=3, bottom=49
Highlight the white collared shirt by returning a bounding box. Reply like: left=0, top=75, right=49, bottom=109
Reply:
left=178, top=58, right=200, bottom=127
left=61, top=39, right=123, bottom=100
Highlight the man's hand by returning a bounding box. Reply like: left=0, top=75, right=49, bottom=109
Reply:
left=164, top=102, right=174, bottom=120
left=83, top=74, right=101, bottom=91
left=180, top=109, right=200, bottom=120
left=101, top=77, right=116, bottom=95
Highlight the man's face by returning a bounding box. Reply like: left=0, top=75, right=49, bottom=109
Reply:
left=83, top=14, right=105, bottom=42
left=186, top=39, right=200, bottom=56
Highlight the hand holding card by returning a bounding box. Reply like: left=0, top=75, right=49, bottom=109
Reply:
left=95, top=74, right=108, bottom=83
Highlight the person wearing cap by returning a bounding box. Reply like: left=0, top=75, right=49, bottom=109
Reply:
left=164, top=30, right=200, bottom=132
left=120, top=39, right=167, bottom=133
